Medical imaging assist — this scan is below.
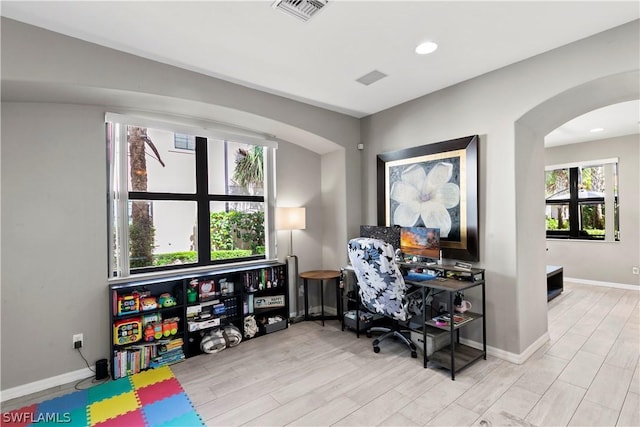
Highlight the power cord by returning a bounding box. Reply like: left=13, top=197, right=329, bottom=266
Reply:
left=76, top=347, right=95, bottom=373
left=74, top=348, right=111, bottom=390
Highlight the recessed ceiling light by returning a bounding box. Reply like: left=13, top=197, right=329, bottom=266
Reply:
left=415, top=41, right=438, bottom=55
left=590, top=127, right=605, bottom=133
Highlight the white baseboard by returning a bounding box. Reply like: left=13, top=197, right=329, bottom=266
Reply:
left=1, top=366, right=94, bottom=402
left=565, top=277, right=639, bottom=291
left=460, top=331, right=550, bottom=365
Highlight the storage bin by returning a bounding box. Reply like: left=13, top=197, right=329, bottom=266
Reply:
left=264, top=319, right=287, bottom=333
left=343, top=310, right=381, bottom=332
left=410, top=325, right=449, bottom=356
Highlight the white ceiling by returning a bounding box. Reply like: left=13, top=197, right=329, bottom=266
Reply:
left=545, top=100, right=640, bottom=147
left=2, top=0, right=639, bottom=145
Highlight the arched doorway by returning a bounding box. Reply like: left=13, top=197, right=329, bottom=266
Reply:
left=513, top=70, right=639, bottom=355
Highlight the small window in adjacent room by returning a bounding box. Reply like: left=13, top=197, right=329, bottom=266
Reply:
left=174, top=133, right=195, bottom=150
left=545, top=160, right=619, bottom=241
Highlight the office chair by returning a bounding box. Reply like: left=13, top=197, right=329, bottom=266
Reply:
left=347, top=237, right=417, bottom=358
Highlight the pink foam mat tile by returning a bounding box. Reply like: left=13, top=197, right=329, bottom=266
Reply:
left=1, top=404, right=38, bottom=427
left=136, top=378, right=183, bottom=406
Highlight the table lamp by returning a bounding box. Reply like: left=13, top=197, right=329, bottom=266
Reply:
left=276, top=207, right=306, bottom=319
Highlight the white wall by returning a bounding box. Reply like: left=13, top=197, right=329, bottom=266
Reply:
left=545, top=134, right=640, bottom=285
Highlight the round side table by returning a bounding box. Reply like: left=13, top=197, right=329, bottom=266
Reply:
left=299, top=270, right=342, bottom=326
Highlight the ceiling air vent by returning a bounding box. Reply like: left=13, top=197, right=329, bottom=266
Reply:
left=272, top=0, right=328, bottom=22
left=356, top=70, right=388, bottom=86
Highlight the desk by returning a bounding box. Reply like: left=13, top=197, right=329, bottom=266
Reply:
left=300, top=270, right=342, bottom=326
left=402, top=263, right=486, bottom=380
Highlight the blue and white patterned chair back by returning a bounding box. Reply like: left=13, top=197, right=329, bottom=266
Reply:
left=347, top=237, right=410, bottom=322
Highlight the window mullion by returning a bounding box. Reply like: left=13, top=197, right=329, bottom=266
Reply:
left=195, top=137, right=210, bottom=265
left=604, top=163, right=615, bottom=240
left=117, top=123, right=131, bottom=277
left=264, top=147, right=276, bottom=259
left=569, top=167, right=579, bottom=238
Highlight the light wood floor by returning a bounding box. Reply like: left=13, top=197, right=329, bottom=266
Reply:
left=3, top=282, right=639, bottom=426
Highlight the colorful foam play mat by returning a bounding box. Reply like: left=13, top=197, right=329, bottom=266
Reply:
left=1, top=365, right=204, bottom=426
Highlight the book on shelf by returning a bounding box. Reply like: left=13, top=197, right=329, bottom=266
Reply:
left=113, top=337, right=185, bottom=378
left=432, top=313, right=474, bottom=327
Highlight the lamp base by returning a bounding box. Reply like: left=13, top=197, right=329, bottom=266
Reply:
left=286, top=254, right=302, bottom=319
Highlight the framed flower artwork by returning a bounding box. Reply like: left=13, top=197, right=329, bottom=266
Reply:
left=377, top=135, right=479, bottom=262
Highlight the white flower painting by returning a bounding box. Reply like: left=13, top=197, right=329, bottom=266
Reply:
left=379, top=135, right=480, bottom=262
left=389, top=162, right=460, bottom=238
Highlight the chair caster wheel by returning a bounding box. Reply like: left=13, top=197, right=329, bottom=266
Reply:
left=411, top=351, right=417, bottom=358
left=373, top=346, right=380, bottom=353
left=366, top=332, right=372, bottom=338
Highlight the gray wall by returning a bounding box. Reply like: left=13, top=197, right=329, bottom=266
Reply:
left=2, top=104, right=109, bottom=388
left=360, top=20, right=639, bottom=356
left=0, top=101, right=328, bottom=391
left=545, top=134, right=640, bottom=285
left=1, top=18, right=357, bottom=391
left=274, top=139, right=322, bottom=315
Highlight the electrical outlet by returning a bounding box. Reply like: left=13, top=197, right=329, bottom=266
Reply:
left=438, top=302, right=448, bottom=313
left=73, top=333, right=83, bottom=349
left=633, top=266, right=639, bottom=275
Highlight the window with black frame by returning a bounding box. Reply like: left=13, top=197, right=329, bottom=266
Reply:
left=545, top=161, right=619, bottom=241
left=107, top=119, right=273, bottom=278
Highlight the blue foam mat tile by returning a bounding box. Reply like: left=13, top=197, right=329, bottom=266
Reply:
left=157, top=410, right=205, bottom=427
left=142, top=392, right=193, bottom=426
left=27, top=405, right=88, bottom=427
left=35, top=389, right=88, bottom=415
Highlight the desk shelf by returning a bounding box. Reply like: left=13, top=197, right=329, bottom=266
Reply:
left=429, top=343, right=485, bottom=372
left=425, top=311, right=483, bottom=330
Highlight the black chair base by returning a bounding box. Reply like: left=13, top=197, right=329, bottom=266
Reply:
left=367, top=326, right=417, bottom=358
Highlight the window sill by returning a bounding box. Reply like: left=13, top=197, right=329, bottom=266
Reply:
left=108, top=258, right=280, bottom=284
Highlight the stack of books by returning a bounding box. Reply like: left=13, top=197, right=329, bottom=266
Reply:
left=150, top=338, right=185, bottom=368
left=432, top=313, right=473, bottom=327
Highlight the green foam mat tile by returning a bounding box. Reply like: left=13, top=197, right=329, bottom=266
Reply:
left=87, top=377, right=133, bottom=404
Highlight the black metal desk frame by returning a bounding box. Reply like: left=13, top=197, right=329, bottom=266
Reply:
left=403, top=264, right=486, bottom=380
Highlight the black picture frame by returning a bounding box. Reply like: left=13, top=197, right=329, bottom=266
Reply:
left=377, top=135, right=479, bottom=262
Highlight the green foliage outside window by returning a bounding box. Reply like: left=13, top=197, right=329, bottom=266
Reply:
left=546, top=217, right=567, bottom=231
left=152, top=211, right=265, bottom=266
left=210, top=211, right=265, bottom=253
left=153, top=249, right=252, bottom=266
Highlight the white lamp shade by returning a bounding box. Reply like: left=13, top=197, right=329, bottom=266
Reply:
left=276, top=207, right=306, bottom=230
